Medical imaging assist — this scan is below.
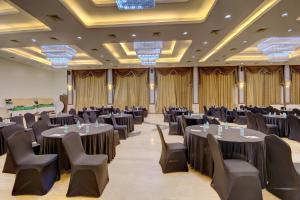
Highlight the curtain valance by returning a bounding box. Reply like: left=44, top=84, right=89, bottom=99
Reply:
left=73, top=69, right=107, bottom=78
left=156, top=67, right=192, bottom=76
left=291, top=65, right=300, bottom=73
left=245, top=66, right=283, bottom=74
left=199, top=66, right=237, bottom=75
left=113, top=68, right=148, bottom=77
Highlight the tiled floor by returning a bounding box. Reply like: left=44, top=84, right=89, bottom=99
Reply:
left=1, top=114, right=299, bottom=199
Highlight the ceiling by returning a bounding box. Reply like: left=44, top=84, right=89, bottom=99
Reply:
left=0, top=0, right=299, bottom=70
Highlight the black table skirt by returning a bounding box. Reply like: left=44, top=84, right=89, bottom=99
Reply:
left=41, top=129, right=116, bottom=172
left=264, top=116, right=288, bottom=137
left=101, top=115, right=134, bottom=133
left=187, top=131, right=266, bottom=188
left=0, top=128, right=6, bottom=155
left=50, top=115, right=75, bottom=126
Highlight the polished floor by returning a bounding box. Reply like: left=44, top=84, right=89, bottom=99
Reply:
left=1, top=114, right=300, bottom=199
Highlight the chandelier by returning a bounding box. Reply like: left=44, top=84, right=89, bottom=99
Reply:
left=41, top=45, right=77, bottom=68
left=134, top=41, right=162, bottom=66
left=257, top=37, right=300, bottom=62
left=116, top=0, right=155, bottom=10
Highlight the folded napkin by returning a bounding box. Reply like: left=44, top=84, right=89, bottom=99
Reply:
left=190, top=129, right=201, bottom=132
left=214, top=135, right=222, bottom=139
left=243, top=136, right=259, bottom=139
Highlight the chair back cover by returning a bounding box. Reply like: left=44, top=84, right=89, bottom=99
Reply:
left=40, top=112, right=50, bottom=124
left=246, top=112, right=258, bottom=130
left=69, top=108, right=77, bottom=115
left=97, top=117, right=105, bottom=124
left=7, top=131, right=34, bottom=166
left=2, top=124, right=24, bottom=141
left=288, top=115, right=300, bottom=141
left=255, top=113, right=267, bottom=133
left=32, top=120, right=49, bottom=144
left=10, top=116, right=24, bottom=128
left=82, top=112, right=90, bottom=123
left=156, top=125, right=167, bottom=152
left=62, top=132, right=85, bottom=165
left=24, top=113, right=35, bottom=128
left=265, top=135, right=300, bottom=191
left=89, top=111, right=97, bottom=123
left=111, top=115, right=118, bottom=127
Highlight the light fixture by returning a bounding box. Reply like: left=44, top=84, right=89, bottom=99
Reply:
left=285, top=81, right=291, bottom=88
left=203, top=41, right=208, bottom=45
left=67, top=84, right=72, bottom=91
left=41, top=45, right=77, bottom=68
left=132, top=33, right=137, bottom=37
left=149, top=83, right=155, bottom=90
left=134, top=41, right=162, bottom=65
left=108, top=84, right=113, bottom=91
left=288, top=28, right=293, bottom=32
left=182, top=31, right=188, bottom=36
left=225, top=14, right=232, bottom=19
left=243, top=40, right=248, bottom=43
left=116, top=0, right=155, bottom=10
left=77, top=36, right=82, bottom=40
left=192, top=55, right=195, bottom=58
left=257, top=37, right=300, bottom=62
left=239, top=82, right=245, bottom=89
left=31, top=38, right=37, bottom=42
left=281, top=12, right=288, bottom=17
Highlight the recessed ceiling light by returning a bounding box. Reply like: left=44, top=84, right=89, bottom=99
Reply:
left=281, top=12, right=288, bottom=17
left=243, top=40, right=247, bottom=43
left=225, top=14, right=232, bottom=19
left=77, top=36, right=82, bottom=40
left=203, top=41, right=208, bottom=45
left=100, top=54, right=104, bottom=58
left=31, top=38, right=37, bottom=42
left=182, top=32, right=188, bottom=36
left=288, top=28, right=293, bottom=32
left=132, top=33, right=136, bottom=37
left=192, top=55, right=195, bottom=58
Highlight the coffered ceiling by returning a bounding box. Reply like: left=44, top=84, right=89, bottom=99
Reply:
left=0, top=0, right=299, bottom=70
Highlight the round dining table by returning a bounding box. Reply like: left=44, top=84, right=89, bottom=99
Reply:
left=0, top=122, right=16, bottom=155
left=176, top=115, right=204, bottom=135
left=99, top=113, right=134, bottom=132
left=41, top=123, right=116, bottom=172
left=49, top=113, right=75, bottom=126
left=185, top=124, right=266, bottom=188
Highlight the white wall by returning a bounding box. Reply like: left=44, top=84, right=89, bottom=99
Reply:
left=0, top=58, right=67, bottom=108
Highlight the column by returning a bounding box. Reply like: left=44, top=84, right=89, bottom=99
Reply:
left=149, top=68, right=156, bottom=113
left=192, top=67, right=199, bottom=113
left=107, top=69, right=113, bottom=105
left=284, top=65, right=291, bottom=104
left=238, top=66, right=245, bottom=104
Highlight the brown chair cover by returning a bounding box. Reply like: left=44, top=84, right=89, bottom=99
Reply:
left=24, top=113, right=35, bottom=128
left=69, top=108, right=77, bottom=116
left=265, top=135, right=300, bottom=199
left=10, top=116, right=24, bottom=127
left=156, top=125, right=188, bottom=173
left=89, top=111, right=97, bottom=123
left=247, top=112, right=258, bottom=130
left=207, top=134, right=262, bottom=200
left=167, top=115, right=180, bottom=135
left=233, top=110, right=247, bottom=125
left=288, top=115, right=300, bottom=142
left=97, top=117, right=105, bottom=124
left=62, top=132, right=109, bottom=197
left=256, top=113, right=279, bottom=135
left=82, top=112, right=90, bottom=123
left=40, top=112, right=60, bottom=128
left=7, top=131, right=59, bottom=195
left=74, top=116, right=84, bottom=124
left=111, top=115, right=128, bottom=139
left=32, top=120, right=50, bottom=144
left=133, top=111, right=143, bottom=124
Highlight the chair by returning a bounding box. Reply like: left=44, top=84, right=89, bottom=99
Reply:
left=0, top=117, right=2, bottom=122
left=133, top=111, right=143, bottom=124
left=255, top=113, right=279, bottom=135
left=246, top=112, right=258, bottom=130
left=82, top=112, right=90, bottom=124
left=96, top=117, right=105, bottom=124
left=156, top=125, right=188, bottom=173
left=10, top=115, right=36, bottom=141
left=233, top=110, right=247, bottom=125
left=293, top=109, right=300, bottom=116
left=74, top=116, right=84, bottom=124
left=288, top=115, right=300, bottom=142
left=24, top=113, right=36, bottom=128
left=203, top=106, right=208, bottom=115
left=69, top=108, right=77, bottom=116
left=167, top=115, right=180, bottom=135
left=62, top=132, right=109, bottom=197
left=7, top=131, right=59, bottom=195
left=32, top=120, right=50, bottom=144
left=162, top=109, right=171, bottom=123
left=2, top=124, right=40, bottom=173
left=207, top=134, right=262, bottom=200
left=265, top=135, right=300, bottom=199
left=89, top=111, right=97, bottom=123
left=40, top=112, right=60, bottom=128
left=111, top=115, right=128, bottom=139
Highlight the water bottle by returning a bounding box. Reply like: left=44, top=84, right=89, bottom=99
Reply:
left=64, top=125, right=68, bottom=133
left=86, top=125, right=90, bottom=133
left=224, top=122, right=229, bottom=129
left=240, top=127, right=245, bottom=136
left=218, top=125, right=223, bottom=136
left=268, top=112, right=272, bottom=117
left=76, top=120, right=81, bottom=128
left=95, top=120, right=99, bottom=128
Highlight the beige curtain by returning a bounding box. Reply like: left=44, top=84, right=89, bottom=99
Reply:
left=291, top=67, right=300, bottom=103
left=246, top=67, right=282, bottom=106
left=156, top=68, right=192, bottom=112
left=113, top=71, right=149, bottom=109
left=199, top=68, right=235, bottom=112
left=74, top=71, right=107, bottom=110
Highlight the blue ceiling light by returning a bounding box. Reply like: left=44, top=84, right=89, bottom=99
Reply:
left=116, top=0, right=155, bottom=10
left=134, top=41, right=162, bottom=65
left=257, top=37, right=300, bottom=62
left=41, top=45, right=77, bottom=68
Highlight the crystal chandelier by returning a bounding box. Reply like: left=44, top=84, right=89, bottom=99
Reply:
left=116, top=0, right=155, bottom=10
left=134, top=41, right=162, bottom=66
left=257, top=37, right=300, bottom=62
left=41, top=45, right=77, bottom=68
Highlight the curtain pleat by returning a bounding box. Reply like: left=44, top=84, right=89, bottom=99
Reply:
left=199, top=72, right=235, bottom=112
left=75, top=71, right=107, bottom=110
left=156, top=69, right=192, bottom=112
left=291, top=71, right=300, bottom=104
left=113, top=72, right=149, bottom=109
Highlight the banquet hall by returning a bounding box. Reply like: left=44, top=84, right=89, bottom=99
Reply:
left=0, top=0, right=300, bottom=199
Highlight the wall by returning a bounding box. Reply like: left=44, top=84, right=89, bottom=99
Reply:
left=0, top=58, right=67, bottom=109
